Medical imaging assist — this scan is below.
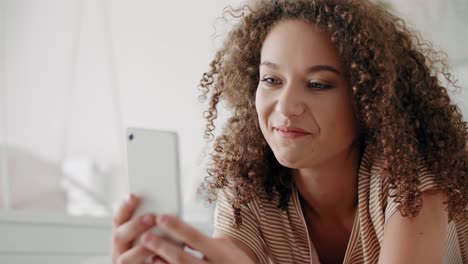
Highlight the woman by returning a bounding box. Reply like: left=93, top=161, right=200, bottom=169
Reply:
left=112, top=0, right=468, bottom=263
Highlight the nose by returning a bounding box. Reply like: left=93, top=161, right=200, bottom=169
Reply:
left=275, top=82, right=306, bottom=117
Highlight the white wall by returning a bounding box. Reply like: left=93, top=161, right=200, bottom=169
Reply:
left=389, top=0, right=468, bottom=114
left=390, top=0, right=468, bottom=65
left=0, top=0, right=8, bottom=209
left=453, top=65, right=468, bottom=116
left=0, top=0, right=244, bottom=219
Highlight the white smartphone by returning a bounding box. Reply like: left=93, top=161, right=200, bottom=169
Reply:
left=125, top=127, right=182, bottom=242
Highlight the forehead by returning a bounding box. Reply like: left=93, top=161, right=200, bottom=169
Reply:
left=260, top=20, right=343, bottom=69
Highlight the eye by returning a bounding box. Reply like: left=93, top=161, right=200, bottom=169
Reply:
left=308, top=82, right=332, bottom=90
left=260, top=76, right=282, bottom=86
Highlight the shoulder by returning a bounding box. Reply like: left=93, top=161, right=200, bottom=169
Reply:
left=363, top=156, right=441, bottom=222
left=357, top=152, right=461, bottom=263
left=378, top=190, right=449, bottom=264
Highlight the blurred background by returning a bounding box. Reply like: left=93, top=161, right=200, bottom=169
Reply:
left=0, top=0, right=240, bottom=230
left=0, top=0, right=467, bottom=231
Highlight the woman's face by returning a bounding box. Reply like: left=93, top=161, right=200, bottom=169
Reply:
left=255, top=20, right=359, bottom=168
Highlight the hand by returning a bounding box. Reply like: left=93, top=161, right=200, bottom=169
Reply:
left=141, top=214, right=256, bottom=264
left=112, top=194, right=158, bottom=264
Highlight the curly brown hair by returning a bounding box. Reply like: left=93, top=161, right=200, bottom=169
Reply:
left=198, top=0, right=468, bottom=226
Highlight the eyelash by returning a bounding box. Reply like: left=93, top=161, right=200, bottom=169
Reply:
left=260, top=77, right=332, bottom=90
left=307, top=82, right=332, bottom=90
left=260, top=77, right=282, bottom=86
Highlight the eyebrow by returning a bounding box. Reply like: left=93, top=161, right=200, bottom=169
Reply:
left=260, top=61, right=341, bottom=75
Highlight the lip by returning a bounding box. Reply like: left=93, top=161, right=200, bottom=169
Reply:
left=273, top=126, right=310, bottom=138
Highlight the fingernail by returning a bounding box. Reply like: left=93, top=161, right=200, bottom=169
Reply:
left=125, top=194, right=133, bottom=204
left=158, top=214, right=168, bottom=224
left=141, top=214, right=154, bottom=226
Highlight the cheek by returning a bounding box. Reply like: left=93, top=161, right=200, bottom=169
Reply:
left=255, top=89, right=268, bottom=124
left=311, top=91, right=357, bottom=134
left=323, top=99, right=358, bottom=139
left=255, top=88, right=274, bottom=142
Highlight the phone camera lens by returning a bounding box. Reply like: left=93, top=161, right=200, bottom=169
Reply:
left=129, top=134, right=134, bottom=141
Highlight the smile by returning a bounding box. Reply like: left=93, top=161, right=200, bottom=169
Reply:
left=273, top=127, right=311, bottom=138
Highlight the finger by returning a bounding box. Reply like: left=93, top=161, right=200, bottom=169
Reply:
left=156, top=215, right=216, bottom=259
left=113, top=213, right=156, bottom=248
left=113, top=194, right=140, bottom=227
left=152, top=255, right=168, bottom=264
left=142, top=232, right=207, bottom=264
left=116, top=244, right=154, bottom=264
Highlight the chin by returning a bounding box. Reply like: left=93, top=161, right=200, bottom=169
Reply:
left=274, top=153, right=303, bottom=169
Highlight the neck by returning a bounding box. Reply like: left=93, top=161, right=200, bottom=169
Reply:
left=293, top=145, right=362, bottom=220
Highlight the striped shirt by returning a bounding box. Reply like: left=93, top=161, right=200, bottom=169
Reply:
left=214, top=150, right=468, bottom=263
